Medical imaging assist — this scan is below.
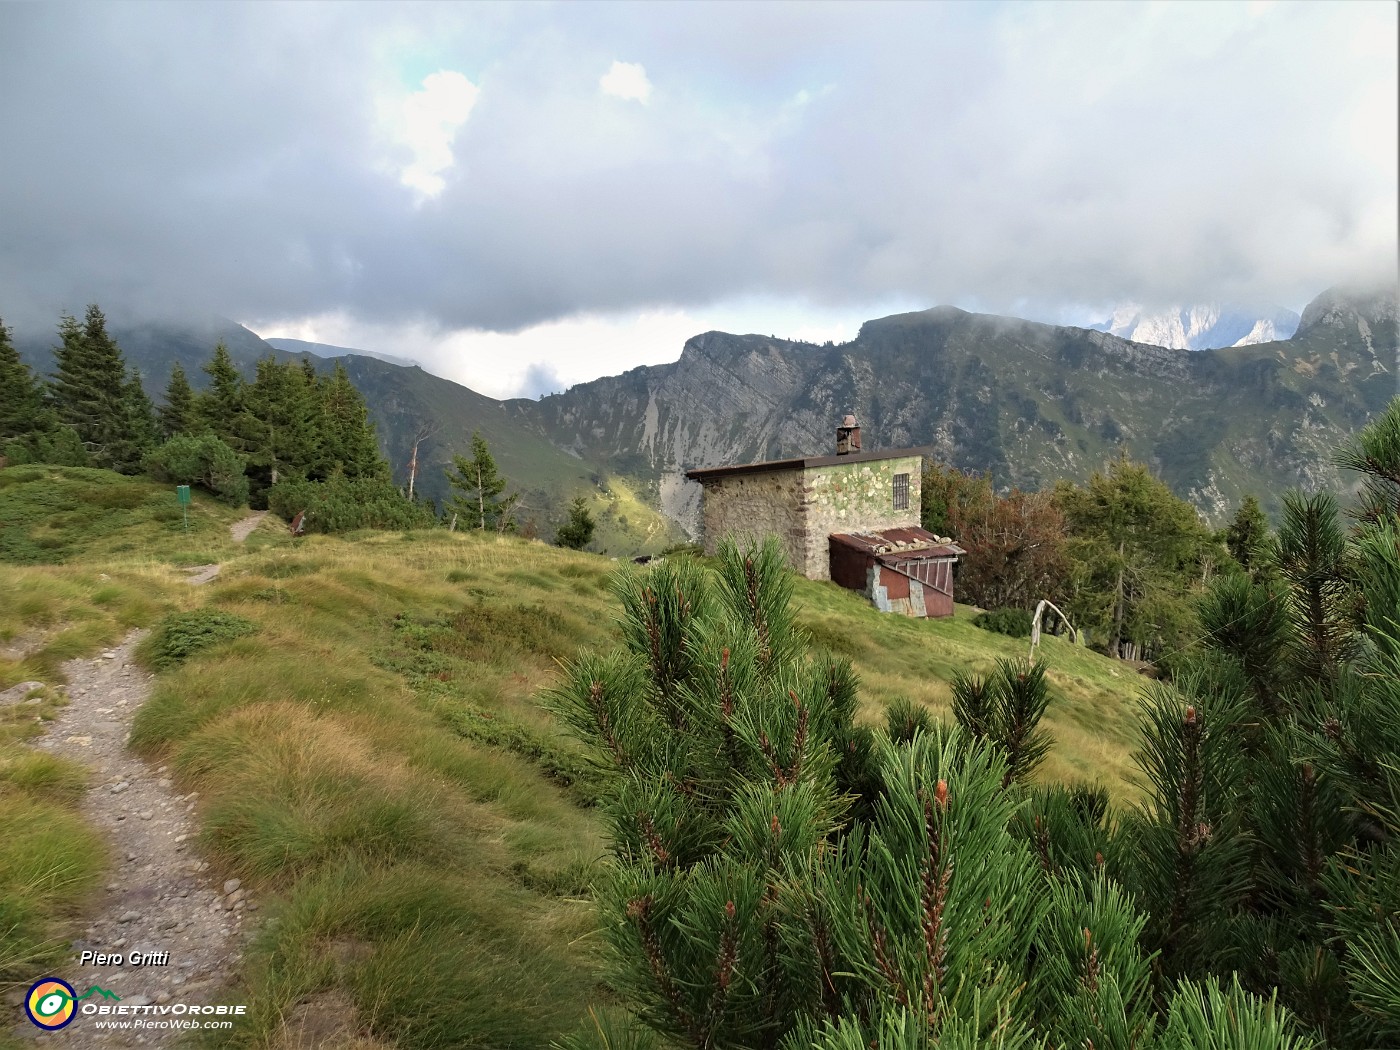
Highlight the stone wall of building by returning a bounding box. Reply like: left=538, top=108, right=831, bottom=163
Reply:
left=698, top=470, right=806, bottom=569
left=798, top=456, right=923, bottom=579
left=699, top=454, right=925, bottom=580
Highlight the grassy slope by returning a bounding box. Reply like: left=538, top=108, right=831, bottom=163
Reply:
left=1, top=468, right=1149, bottom=1048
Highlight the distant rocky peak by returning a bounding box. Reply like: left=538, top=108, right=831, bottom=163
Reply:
left=1296, top=285, right=1400, bottom=337
left=1090, top=303, right=1299, bottom=350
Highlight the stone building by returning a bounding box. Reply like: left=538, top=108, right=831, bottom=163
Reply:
left=685, top=417, right=963, bottom=617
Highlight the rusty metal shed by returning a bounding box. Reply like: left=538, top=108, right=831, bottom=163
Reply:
left=829, top=527, right=965, bottom=618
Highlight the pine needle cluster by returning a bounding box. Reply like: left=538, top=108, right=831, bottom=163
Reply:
left=549, top=498, right=1397, bottom=1049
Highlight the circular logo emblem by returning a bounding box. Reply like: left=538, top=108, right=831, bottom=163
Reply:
left=25, top=978, right=78, bottom=1030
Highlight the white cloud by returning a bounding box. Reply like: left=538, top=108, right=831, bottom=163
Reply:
left=1, top=4, right=1394, bottom=345
left=250, top=296, right=914, bottom=400
left=394, top=70, right=479, bottom=198
left=599, top=60, right=652, bottom=103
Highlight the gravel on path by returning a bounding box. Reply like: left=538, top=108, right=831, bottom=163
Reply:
left=9, top=631, right=253, bottom=1046
left=229, top=512, right=267, bottom=544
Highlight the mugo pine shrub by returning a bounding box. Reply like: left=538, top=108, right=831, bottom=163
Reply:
left=267, top=474, right=437, bottom=534
left=549, top=536, right=1322, bottom=1050
left=140, top=609, right=257, bottom=670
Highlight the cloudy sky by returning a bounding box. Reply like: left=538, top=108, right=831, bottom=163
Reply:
left=1, top=1, right=1395, bottom=398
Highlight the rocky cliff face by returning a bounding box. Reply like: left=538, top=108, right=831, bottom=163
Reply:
left=1090, top=303, right=1300, bottom=350
left=509, top=289, right=1397, bottom=535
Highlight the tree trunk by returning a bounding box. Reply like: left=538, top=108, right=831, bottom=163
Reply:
left=476, top=462, right=486, bottom=530
left=1111, top=539, right=1126, bottom=658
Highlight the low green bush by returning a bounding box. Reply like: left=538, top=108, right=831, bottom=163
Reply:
left=973, top=606, right=1034, bottom=638
left=268, top=475, right=437, bottom=534
left=140, top=609, right=258, bottom=670
left=143, top=433, right=249, bottom=505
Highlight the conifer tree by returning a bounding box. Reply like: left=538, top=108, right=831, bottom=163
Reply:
left=0, top=317, right=85, bottom=466
left=110, top=367, right=159, bottom=473
left=446, top=432, right=518, bottom=531
left=1055, top=459, right=1223, bottom=660
left=245, top=357, right=322, bottom=489
left=550, top=537, right=1321, bottom=1050
left=198, top=341, right=249, bottom=448
left=1226, top=495, right=1272, bottom=578
left=556, top=495, right=596, bottom=549
left=48, top=305, right=137, bottom=469
left=319, top=362, right=386, bottom=480
left=0, top=317, right=50, bottom=451
left=1334, top=396, right=1400, bottom=525
left=158, top=362, right=197, bottom=439
left=1154, top=398, right=1400, bottom=1048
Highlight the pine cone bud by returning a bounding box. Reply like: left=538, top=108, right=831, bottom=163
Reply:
left=725, top=899, right=736, bottom=920
left=934, top=779, right=949, bottom=809
left=1184, top=706, right=1197, bottom=725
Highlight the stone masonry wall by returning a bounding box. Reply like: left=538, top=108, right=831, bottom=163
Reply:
left=699, top=470, right=806, bottom=569
left=799, top=456, right=924, bottom=579
left=699, top=455, right=924, bottom=579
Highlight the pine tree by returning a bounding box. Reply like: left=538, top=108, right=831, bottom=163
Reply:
left=549, top=537, right=1321, bottom=1050
left=1334, top=396, right=1400, bottom=525
left=1160, top=399, right=1400, bottom=1047
left=951, top=660, right=1052, bottom=787
left=1275, top=491, right=1354, bottom=690
left=446, top=432, right=518, bottom=531
left=198, top=341, right=248, bottom=448
left=0, top=317, right=51, bottom=451
left=159, top=362, right=197, bottom=439
left=319, top=362, right=386, bottom=480
left=1226, top=495, right=1272, bottom=578
left=110, top=368, right=159, bottom=473
left=1055, top=459, right=1224, bottom=660
left=48, top=305, right=135, bottom=469
left=556, top=495, right=596, bottom=549
left=245, top=357, right=322, bottom=489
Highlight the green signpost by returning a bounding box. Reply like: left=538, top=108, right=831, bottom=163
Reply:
left=176, top=485, right=191, bottom=533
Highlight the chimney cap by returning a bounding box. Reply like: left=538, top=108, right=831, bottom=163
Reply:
left=840, top=414, right=859, bottom=428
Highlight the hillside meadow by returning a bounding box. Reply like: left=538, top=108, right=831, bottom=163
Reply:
left=0, top=467, right=1148, bottom=1049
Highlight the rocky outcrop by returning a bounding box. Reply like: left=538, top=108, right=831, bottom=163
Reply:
left=511, top=288, right=1398, bottom=534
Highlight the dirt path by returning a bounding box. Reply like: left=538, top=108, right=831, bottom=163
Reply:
left=177, top=512, right=266, bottom=587
left=13, top=632, right=253, bottom=1046
left=229, top=512, right=267, bottom=544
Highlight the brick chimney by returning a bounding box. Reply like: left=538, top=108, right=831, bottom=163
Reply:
left=835, top=413, right=861, bottom=455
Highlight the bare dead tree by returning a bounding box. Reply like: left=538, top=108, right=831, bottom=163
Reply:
left=406, top=421, right=440, bottom=502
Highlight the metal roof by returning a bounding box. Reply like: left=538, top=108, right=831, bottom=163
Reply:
left=829, top=527, right=964, bottom=559
left=685, top=446, right=929, bottom=481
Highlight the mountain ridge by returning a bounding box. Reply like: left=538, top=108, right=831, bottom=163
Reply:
left=504, top=286, right=1397, bottom=532
left=264, top=336, right=422, bottom=369
left=9, top=285, right=1396, bottom=540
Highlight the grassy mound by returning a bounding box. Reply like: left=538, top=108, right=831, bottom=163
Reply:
left=1, top=469, right=1151, bottom=1047
left=0, top=464, right=270, bottom=567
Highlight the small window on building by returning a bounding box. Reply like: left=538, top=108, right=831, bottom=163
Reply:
left=893, top=473, right=910, bottom=510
